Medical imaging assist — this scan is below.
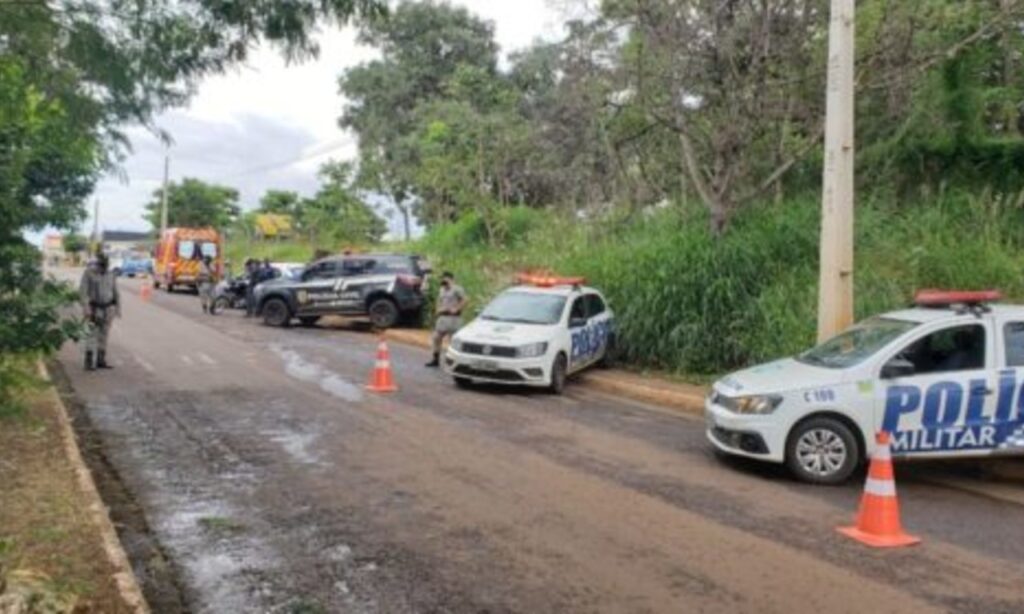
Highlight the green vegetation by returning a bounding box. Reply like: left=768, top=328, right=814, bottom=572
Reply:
left=415, top=191, right=1024, bottom=375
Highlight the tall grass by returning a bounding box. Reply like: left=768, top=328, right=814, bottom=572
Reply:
left=413, top=192, right=1024, bottom=376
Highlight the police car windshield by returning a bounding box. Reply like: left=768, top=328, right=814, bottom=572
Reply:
left=480, top=292, right=567, bottom=325
left=798, top=317, right=918, bottom=369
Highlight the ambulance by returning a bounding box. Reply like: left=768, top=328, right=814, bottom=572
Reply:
left=706, top=290, right=1024, bottom=484
left=445, top=275, right=614, bottom=394
left=153, top=227, right=222, bottom=292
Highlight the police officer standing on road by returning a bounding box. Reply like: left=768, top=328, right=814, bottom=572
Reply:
left=198, top=255, right=215, bottom=314
left=79, top=252, right=120, bottom=371
left=244, top=258, right=258, bottom=317
left=426, top=272, right=466, bottom=368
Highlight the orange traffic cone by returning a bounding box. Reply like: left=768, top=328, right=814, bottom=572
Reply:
left=366, top=339, right=397, bottom=393
left=837, top=431, right=920, bottom=548
left=140, top=280, right=153, bottom=302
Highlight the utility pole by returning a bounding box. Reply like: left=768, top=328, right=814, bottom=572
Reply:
left=160, top=152, right=170, bottom=235
left=816, top=0, right=855, bottom=342
left=91, top=199, right=100, bottom=249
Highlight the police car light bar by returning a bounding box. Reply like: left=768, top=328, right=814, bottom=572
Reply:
left=516, top=273, right=586, bottom=288
left=914, top=289, right=1002, bottom=308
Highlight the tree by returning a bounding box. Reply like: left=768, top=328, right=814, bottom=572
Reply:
left=259, top=190, right=301, bottom=217
left=62, top=233, right=89, bottom=255
left=300, top=160, right=387, bottom=246
left=144, top=178, right=240, bottom=229
left=0, top=0, right=385, bottom=405
left=339, top=0, right=499, bottom=237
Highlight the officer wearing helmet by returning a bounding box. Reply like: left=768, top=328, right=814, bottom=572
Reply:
left=79, top=252, right=121, bottom=370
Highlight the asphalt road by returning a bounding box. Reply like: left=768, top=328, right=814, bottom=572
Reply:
left=55, top=273, right=1024, bottom=613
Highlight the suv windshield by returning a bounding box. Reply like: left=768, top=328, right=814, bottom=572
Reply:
left=480, top=292, right=566, bottom=325
left=797, top=317, right=918, bottom=369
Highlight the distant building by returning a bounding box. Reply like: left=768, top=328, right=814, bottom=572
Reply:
left=101, top=230, right=153, bottom=255
left=42, top=234, right=65, bottom=267
left=254, top=214, right=294, bottom=240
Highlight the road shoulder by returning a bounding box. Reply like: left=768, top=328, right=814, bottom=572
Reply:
left=0, top=363, right=148, bottom=613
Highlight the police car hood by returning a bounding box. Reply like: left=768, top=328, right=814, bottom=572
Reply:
left=716, top=358, right=844, bottom=396
left=457, top=318, right=554, bottom=345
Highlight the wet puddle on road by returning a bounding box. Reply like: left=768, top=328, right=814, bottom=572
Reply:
left=270, top=343, right=364, bottom=403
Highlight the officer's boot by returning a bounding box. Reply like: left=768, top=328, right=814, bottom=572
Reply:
left=425, top=352, right=440, bottom=368
left=84, top=350, right=95, bottom=371
left=96, top=350, right=113, bottom=369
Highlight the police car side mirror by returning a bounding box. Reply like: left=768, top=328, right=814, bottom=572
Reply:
left=569, top=317, right=587, bottom=329
left=881, top=358, right=915, bottom=379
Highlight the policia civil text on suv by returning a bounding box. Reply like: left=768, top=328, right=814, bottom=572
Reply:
left=79, top=253, right=120, bottom=371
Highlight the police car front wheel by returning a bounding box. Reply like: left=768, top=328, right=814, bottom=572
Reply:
left=548, top=354, right=568, bottom=395
left=785, top=417, right=860, bottom=485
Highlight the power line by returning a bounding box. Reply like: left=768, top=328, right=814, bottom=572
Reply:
left=217, top=137, right=353, bottom=179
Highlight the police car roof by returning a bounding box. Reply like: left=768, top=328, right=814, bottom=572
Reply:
left=505, top=284, right=598, bottom=296
left=884, top=304, right=1024, bottom=323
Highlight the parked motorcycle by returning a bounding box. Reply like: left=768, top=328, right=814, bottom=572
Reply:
left=210, top=277, right=249, bottom=314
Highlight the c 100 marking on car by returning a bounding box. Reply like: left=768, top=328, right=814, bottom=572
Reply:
left=803, top=388, right=836, bottom=403
left=571, top=319, right=612, bottom=363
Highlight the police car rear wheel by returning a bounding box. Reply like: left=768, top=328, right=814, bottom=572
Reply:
left=262, top=297, right=292, bottom=327
left=785, top=417, right=859, bottom=485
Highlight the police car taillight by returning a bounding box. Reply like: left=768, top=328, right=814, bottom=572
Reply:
left=397, top=274, right=422, bottom=288
left=914, top=289, right=1002, bottom=308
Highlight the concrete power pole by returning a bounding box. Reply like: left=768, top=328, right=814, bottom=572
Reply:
left=92, top=199, right=100, bottom=249
left=816, top=0, right=856, bottom=342
left=159, top=153, right=170, bottom=235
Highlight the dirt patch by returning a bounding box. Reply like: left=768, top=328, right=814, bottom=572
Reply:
left=47, top=362, right=189, bottom=613
left=0, top=377, right=133, bottom=612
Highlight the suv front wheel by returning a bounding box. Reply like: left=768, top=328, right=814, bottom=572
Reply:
left=261, top=297, right=292, bottom=327
left=785, top=416, right=860, bottom=485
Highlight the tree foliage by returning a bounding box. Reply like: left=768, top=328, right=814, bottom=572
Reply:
left=340, top=0, right=1024, bottom=239
left=144, top=178, right=241, bottom=229
left=0, top=0, right=385, bottom=404
left=299, top=160, right=387, bottom=247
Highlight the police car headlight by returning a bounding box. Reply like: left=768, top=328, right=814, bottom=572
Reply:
left=517, top=342, right=548, bottom=358
left=450, top=338, right=464, bottom=352
left=734, top=395, right=783, bottom=415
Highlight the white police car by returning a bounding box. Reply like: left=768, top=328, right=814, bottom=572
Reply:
left=445, top=276, right=614, bottom=393
left=706, top=290, right=1024, bottom=484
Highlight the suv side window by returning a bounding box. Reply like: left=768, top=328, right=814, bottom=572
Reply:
left=585, top=294, right=606, bottom=318
left=304, top=261, right=337, bottom=280
left=371, top=257, right=413, bottom=275
left=1004, top=322, right=1024, bottom=367
left=341, top=258, right=372, bottom=276
left=897, top=324, right=986, bottom=374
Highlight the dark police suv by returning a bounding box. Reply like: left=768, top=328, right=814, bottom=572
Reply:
left=253, top=253, right=431, bottom=329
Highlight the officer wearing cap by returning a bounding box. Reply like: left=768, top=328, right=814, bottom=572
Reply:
left=426, top=271, right=466, bottom=367
left=79, top=252, right=120, bottom=370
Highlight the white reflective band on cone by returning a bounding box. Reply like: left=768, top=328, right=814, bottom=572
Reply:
left=874, top=445, right=892, bottom=461
left=864, top=477, right=897, bottom=497
left=376, top=360, right=390, bottom=369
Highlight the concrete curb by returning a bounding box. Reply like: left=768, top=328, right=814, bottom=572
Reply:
left=37, top=362, right=150, bottom=614
left=383, top=328, right=707, bottom=416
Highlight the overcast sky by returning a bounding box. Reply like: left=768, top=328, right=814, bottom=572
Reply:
left=80, top=0, right=572, bottom=241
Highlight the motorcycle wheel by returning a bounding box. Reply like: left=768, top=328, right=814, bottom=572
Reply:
left=212, top=296, right=230, bottom=314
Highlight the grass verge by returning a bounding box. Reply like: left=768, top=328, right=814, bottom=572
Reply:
left=0, top=380, right=137, bottom=613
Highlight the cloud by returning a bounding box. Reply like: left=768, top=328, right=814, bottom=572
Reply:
left=87, top=0, right=564, bottom=238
